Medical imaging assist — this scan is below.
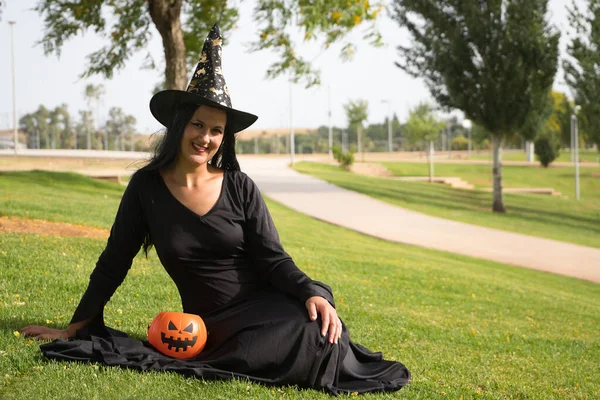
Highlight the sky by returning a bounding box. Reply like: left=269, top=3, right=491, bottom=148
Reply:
left=0, top=0, right=581, bottom=135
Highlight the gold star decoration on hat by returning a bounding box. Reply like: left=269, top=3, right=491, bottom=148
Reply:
left=185, top=23, right=233, bottom=108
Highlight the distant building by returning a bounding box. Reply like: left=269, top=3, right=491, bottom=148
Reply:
left=0, top=129, right=27, bottom=149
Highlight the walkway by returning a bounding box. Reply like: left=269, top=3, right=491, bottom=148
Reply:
left=239, top=157, right=600, bottom=283
left=2, top=150, right=598, bottom=283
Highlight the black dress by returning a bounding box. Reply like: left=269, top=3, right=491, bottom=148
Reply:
left=40, top=169, right=410, bottom=395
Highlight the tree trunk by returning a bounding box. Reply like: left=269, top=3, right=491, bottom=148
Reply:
left=428, top=140, right=434, bottom=183
left=492, top=134, right=506, bottom=213
left=149, top=0, right=187, bottom=90
left=525, top=140, right=535, bottom=163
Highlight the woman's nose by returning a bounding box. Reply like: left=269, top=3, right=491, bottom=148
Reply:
left=196, top=129, right=210, bottom=144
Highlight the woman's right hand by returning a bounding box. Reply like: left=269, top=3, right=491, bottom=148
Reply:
left=20, top=325, right=71, bottom=340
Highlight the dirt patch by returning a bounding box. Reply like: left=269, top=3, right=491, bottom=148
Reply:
left=0, top=216, right=109, bottom=239
left=0, top=156, right=145, bottom=171
left=350, top=163, right=395, bottom=178
left=472, top=178, right=492, bottom=185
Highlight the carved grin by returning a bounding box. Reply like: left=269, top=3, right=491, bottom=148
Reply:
left=160, top=332, right=198, bottom=352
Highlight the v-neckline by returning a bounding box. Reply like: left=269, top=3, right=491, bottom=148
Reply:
left=157, top=169, right=227, bottom=219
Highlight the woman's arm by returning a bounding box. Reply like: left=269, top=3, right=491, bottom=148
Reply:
left=241, top=173, right=342, bottom=344
left=21, top=171, right=149, bottom=339
left=21, top=319, right=90, bottom=340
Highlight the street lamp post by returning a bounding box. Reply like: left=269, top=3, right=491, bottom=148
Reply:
left=289, top=78, right=295, bottom=166
left=9, top=21, right=18, bottom=154
left=571, top=106, right=581, bottom=200
left=447, top=126, right=452, bottom=159
left=328, top=86, right=333, bottom=160
left=462, top=119, right=472, bottom=158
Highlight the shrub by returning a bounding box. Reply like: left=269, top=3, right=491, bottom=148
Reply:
left=534, top=135, right=560, bottom=168
left=332, top=145, right=342, bottom=161
left=479, top=138, right=491, bottom=150
left=338, top=151, right=355, bottom=169
left=451, top=136, right=469, bottom=150
left=332, top=145, right=354, bottom=169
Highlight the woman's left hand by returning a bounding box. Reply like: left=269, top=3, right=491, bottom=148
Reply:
left=305, top=296, right=342, bottom=344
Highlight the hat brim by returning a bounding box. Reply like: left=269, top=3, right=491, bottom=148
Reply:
left=150, top=90, right=258, bottom=134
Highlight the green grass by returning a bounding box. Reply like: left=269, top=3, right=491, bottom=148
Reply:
left=0, top=170, right=124, bottom=228
left=469, top=149, right=600, bottom=164
left=1, top=171, right=599, bottom=399
left=381, top=162, right=600, bottom=199
left=294, top=163, right=600, bottom=248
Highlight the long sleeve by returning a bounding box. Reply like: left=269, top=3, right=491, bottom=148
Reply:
left=70, top=171, right=149, bottom=325
left=241, top=173, right=334, bottom=306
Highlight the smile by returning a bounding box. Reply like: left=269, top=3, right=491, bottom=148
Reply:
left=191, top=142, right=208, bottom=153
left=160, top=331, right=198, bottom=352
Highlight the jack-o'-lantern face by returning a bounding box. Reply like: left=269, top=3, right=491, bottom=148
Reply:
left=148, top=311, right=207, bottom=359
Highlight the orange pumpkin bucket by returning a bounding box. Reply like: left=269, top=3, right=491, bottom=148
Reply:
left=148, top=311, right=207, bottom=359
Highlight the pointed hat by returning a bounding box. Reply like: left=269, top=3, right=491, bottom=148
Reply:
left=150, top=23, right=258, bottom=133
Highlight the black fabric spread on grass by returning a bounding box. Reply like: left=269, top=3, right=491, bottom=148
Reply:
left=39, top=169, right=410, bottom=395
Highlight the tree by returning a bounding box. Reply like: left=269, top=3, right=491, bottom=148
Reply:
left=521, top=89, right=554, bottom=146
left=519, top=90, right=554, bottom=161
left=563, top=0, right=600, bottom=151
left=391, top=114, right=404, bottom=150
left=20, top=114, right=39, bottom=149
left=84, top=84, right=105, bottom=149
left=392, top=0, right=560, bottom=212
left=404, top=103, right=445, bottom=182
left=526, top=91, right=566, bottom=167
left=550, top=91, right=575, bottom=147
left=343, top=100, right=369, bottom=162
left=19, top=106, right=51, bottom=149
left=104, top=107, right=137, bottom=151
left=49, top=104, right=72, bottom=149
left=534, top=134, right=561, bottom=167
left=35, top=0, right=383, bottom=90
left=75, top=111, right=96, bottom=150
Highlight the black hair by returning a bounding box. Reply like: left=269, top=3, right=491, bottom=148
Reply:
left=138, top=103, right=241, bottom=255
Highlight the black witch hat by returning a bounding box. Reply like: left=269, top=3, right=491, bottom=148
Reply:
left=150, top=23, right=258, bottom=133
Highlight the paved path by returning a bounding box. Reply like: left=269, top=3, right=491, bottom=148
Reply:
left=2, top=151, right=598, bottom=283
left=239, top=157, right=600, bottom=283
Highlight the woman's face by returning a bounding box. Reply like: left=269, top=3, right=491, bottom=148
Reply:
left=179, top=105, right=227, bottom=168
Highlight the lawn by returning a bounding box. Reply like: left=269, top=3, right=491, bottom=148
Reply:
left=381, top=162, right=600, bottom=200
left=0, top=171, right=126, bottom=228
left=294, top=163, right=600, bottom=249
left=468, top=149, right=600, bottom=164
left=1, top=171, right=599, bottom=399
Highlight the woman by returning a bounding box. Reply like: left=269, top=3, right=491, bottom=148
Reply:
left=21, top=24, right=410, bottom=395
